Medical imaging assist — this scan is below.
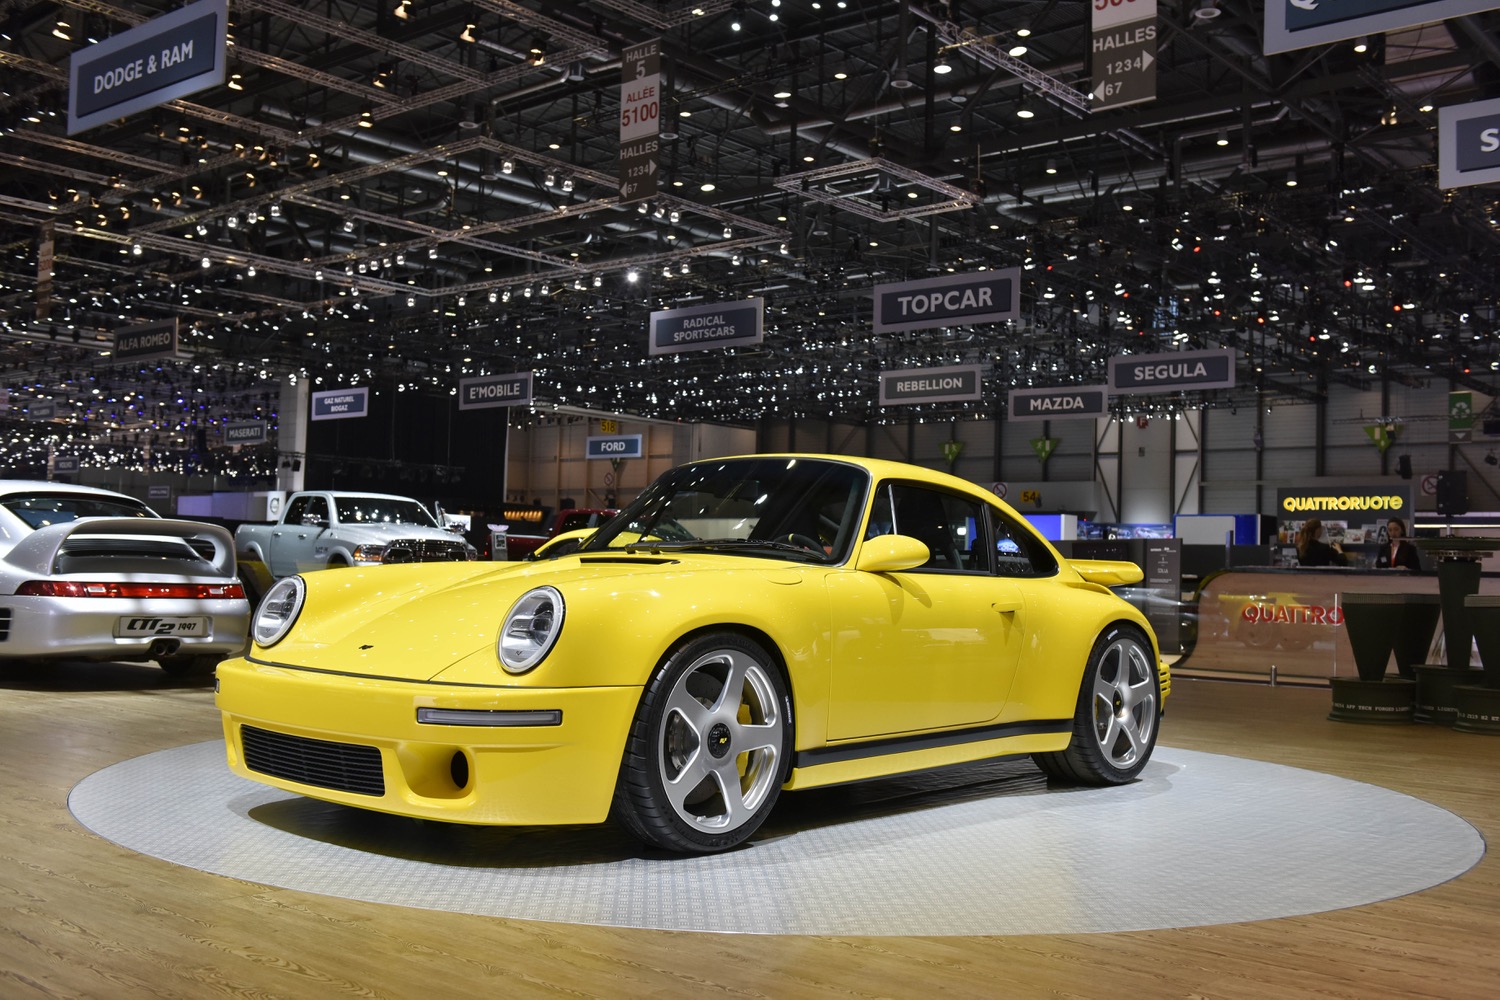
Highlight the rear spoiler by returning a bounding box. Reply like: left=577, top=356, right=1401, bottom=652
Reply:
left=1, top=518, right=237, bottom=578
left=1069, top=558, right=1144, bottom=587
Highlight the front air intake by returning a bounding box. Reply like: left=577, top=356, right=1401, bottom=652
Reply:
left=240, top=725, right=385, bottom=796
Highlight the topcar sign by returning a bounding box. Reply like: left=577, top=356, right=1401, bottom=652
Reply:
left=879, top=365, right=984, bottom=406
left=1109, top=348, right=1236, bottom=393
left=1264, top=0, right=1494, bottom=54
left=68, top=0, right=228, bottom=134
left=1009, top=385, right=1110, bottom=422
left=873, top=269, right=1021, bottom=334
left=1438, top=96, right=1500, bottom=189
left=649, top=298, right=763, bottom=356
left=459, top=372, right=533, bottom=410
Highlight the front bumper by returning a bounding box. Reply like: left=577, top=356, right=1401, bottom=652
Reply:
left=0, top=595, right=250, bottom=660
left=216, top=655, right=642, bottom=826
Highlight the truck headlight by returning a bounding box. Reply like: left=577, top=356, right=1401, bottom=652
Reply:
left=351, top=543, right=387, bottom=563
left=498, top=586, right=564, bottom=674
left=253, top=576, right=305, bottom=647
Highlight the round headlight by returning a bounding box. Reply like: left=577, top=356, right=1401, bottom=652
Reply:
left=498, top=586, right=565, bottom=674
left=253, top=576, right=305, bottom=647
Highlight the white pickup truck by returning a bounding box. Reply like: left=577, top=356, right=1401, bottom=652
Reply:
left=235, top=490, right=476, bottom=600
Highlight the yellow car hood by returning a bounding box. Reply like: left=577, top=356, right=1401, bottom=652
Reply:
left=255, top=552, right=806, bottom=682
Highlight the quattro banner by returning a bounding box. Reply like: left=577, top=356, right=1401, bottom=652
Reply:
left=872, top=269, right=1020, bottom=333
left=879, top=365, right=984, bottom=406
left=649, top=298, right=763, bottom=356
left=1009, top=385, right=1109, bottom=422
left=1109, top=348, right=1235, bottom=393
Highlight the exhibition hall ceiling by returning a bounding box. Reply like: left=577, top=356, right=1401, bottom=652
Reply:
left=2, top=0, right=1499, bottom=435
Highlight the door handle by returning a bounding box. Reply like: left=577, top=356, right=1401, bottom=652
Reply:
left=992, top=598, right=1022, bottom=614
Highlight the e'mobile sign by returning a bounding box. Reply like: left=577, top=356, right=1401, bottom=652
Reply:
left=649, top=298, right=763, bottom=356
left=1109, top=348, right=1236, bottom=393
left=873, top=269, right=1021, bottom=334
left=458, top=372, right=533, bottom=410
left=68, top=0, right=228, bottom=134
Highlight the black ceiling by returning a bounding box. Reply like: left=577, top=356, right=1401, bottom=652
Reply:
left=2, top=0, right=1499, bottom=446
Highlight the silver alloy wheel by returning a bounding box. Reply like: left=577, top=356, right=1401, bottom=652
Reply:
left=1089, top=633, right=1158, bottom=769
left=656, top=645, right=785, bottom=833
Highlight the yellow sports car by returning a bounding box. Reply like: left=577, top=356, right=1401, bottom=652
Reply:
left=217, top=455, right=1167, bottom=853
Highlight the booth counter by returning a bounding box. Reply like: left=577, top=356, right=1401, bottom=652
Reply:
left=1181, top=567, right=1500, bottom=684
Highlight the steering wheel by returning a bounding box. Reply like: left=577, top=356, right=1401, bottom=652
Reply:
left=784, top=533, right=825, bottom=553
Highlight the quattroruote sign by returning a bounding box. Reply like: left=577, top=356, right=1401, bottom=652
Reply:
left=68, top=0, right=228, bottom=134
left=1109, top=348, right=1236, bottom=393
left=1264, top=0, right=1498, bottom=55
left=1009, top=385, right=1110, bottom=422
left=872, top=269, right=1020, bottom=334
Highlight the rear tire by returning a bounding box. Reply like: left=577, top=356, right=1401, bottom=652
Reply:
left=612, top=633, right=791, bottom=853
left=1033, top=623, right=1160, bottom=785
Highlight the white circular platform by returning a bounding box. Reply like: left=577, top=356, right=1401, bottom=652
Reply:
left=70, top=741, right=1483, bottom=936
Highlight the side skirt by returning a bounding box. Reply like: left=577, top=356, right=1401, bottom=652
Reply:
left=784, top=719, right=1072, bottom=790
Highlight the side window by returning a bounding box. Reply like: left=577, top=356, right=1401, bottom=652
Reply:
left=990, top=508, right=1059, bottom=578
left=302, top=496, right=329, bottom=524
left=883, top=484, right=991, bottom=574
left=283, top=495, right=309, bottom=524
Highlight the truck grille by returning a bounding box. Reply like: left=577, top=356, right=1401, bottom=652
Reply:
left=240, top=725, right=385, bottom=796
left=383, top=538, right=471, bottom=564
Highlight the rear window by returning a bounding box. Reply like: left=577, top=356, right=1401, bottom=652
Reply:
left=3, top=493, right=156, bottom=529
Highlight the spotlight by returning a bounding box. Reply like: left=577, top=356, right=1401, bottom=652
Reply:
left=459, top=22, right=476, bottom=43
left=933, top=57, right=952, bottom=75
left=394, top=0, right=410, bottom=20
left=501, top=158, right=515, bottom=174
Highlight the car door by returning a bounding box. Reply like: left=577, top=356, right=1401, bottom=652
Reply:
left=270, top=494, right=328, bottom=578
left=824, top=482, right=1026, bottom=740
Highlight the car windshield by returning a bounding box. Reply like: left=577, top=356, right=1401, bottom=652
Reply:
left=2, top=492, right=156, bottom=529
left=333, top=497, right=439, bottom=527
left=585, top=457, right=868, bottom=564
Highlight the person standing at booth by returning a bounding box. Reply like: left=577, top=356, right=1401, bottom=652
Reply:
left=1376, top=517, right=1421, bottom=571
left=1296, top=517, right=1346, bottom=567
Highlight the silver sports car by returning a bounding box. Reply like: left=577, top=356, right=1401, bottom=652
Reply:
left=0, top=481, right=251, bottom=675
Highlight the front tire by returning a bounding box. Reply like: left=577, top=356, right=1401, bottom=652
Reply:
left=1033, top=623, right=1160, bottom=785
left=612, top=633, right=791, bottom=853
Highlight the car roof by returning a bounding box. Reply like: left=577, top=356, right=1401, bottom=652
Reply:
left=0, top=480, right=141, bottom=501
left=687, top=454, right=998, bottom=501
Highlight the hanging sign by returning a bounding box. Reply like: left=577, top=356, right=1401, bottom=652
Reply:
left=1264, top=0, right=1494, bottom=54
left=68, top=0, right=228, bottom=134
left=649, top=298, right=763, bottom=356
left=1091, top=0, right=1157, bottom=110
left=223, top=421, right=267, bottom=445
left=310, top=387, right=370, bottom=421
left=54, top=455, right=80, bottom=474
left=1009, top=385, right=1110, bottom=422
left=30, top=400, right=57, bottom=420
left=459, top=372, right=533, bottom=410
left=113, top=318, right=180, bottom=361
left=872, top=269, right=1021, bottom=333
left=586, top=434, right=643, bottom=459
left=1438, top=96, right=1500, bottom=190
left=619, top=38, right=660, bottom=204
left=1109, top=348, right=1236, bottom=393
left=879, top=365, right=984, bottom=406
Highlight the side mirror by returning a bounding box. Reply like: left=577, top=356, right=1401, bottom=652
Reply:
left=856, top=534, right=930, bottom=573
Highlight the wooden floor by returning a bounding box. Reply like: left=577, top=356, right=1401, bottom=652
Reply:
left=2, top=663, right=1496, bottom=999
